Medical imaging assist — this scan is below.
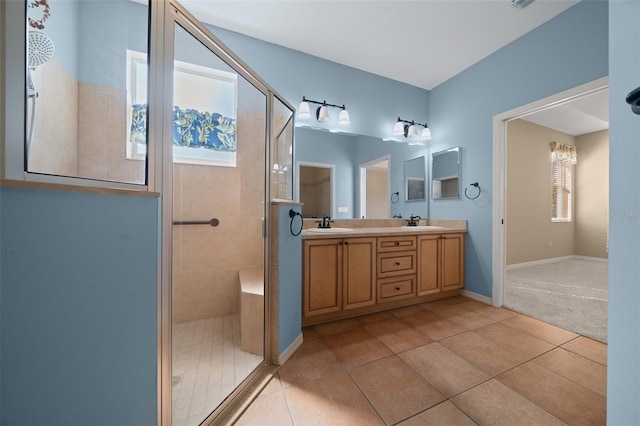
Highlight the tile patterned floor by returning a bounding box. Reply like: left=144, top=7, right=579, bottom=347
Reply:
left=236, top=296, right=607, bottom=425
left=171, top=314, right=262, bottom=426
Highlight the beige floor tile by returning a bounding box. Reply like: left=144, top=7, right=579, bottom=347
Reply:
left=473, top=322, right=555, bottom=359
left=422, top=303, right=471, bottom=318
left=349, top=355, right=445, bottom=425
left=312, top=317, right=361, bottom=336
left=533, top=347, right=607, bottom=397
left=397, top=401, right=476, bottom=425
left=500, top=314, right=579, bottom=345
left=323, top=327, right=393, bottom=368
left=284, top=370, right=384, bottom=425
left=440, top=331, right=528, bottom=376
left=453, top=379, right=564, bottom=425
left=390, top=304, right=425, bottom=318
left=399, top=343, right=491, bottom=397
left=465, top=303, right=520, bottom=321
left=278, top=337, right=343, bottom=387
left=234, top=390, right=293, bottom=426
left=404, top=313, right=468, bottom=341
left=365, top=317, right=433, bottom=353
left=498, top=361, right=606, bottom=425
left=357, top=310, right=396, bottom=326
left=447, top=310, right=496, bottom=330
left=562, top=336, right=607, bottom=365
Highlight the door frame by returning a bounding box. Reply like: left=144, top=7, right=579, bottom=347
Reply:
left=491, top=76, right=609, bottom=307
left=295, top=161, right=335, bottom=218
left=359, top=154, right=391, bottom=219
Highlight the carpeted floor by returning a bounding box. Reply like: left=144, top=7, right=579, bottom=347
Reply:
left=505, top=257, right=608, bottom=343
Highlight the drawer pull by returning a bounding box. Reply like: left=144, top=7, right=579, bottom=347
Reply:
left=395, top=287, right=400, bottom=291
left=395, top=262, right=400, bottom=266
left=395, top=242, right=400, bottom=246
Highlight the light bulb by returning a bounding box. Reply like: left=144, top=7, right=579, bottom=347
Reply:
left=297, top=101, right=311, bottom=119
left=338, top=109, right=350, bottom=125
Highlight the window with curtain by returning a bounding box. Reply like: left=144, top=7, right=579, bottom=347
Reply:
left=550, top=141, right=577, bottom=222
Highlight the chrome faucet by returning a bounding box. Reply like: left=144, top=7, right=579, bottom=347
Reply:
left=406, top=214, right=421, bottom=226
left=316, top=215, right=333, bottom=229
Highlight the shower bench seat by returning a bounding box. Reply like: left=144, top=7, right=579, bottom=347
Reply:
left=239, top=268, right=264, bottom=356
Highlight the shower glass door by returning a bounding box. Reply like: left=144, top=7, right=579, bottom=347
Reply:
left=168, top=14, right=268, bottom=425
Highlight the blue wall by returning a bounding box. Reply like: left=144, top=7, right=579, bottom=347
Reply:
left=428, top=0, right=608, bottom=298
left=607, top=1, right=640, bottom=423
left=277, top=204, right=302, bottom=354
left=209, top=26, right=429, bottom=141
left=0, top=187, right=158, bottom=425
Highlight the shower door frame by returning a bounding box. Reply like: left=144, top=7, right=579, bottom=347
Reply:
left=152, top=2, right=285, bottom=423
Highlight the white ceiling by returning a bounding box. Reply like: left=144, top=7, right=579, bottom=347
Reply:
left=181, top=0, right=580, bottom=90
left=181, top=0, right=607, bottom=135
left=520, top=88, right=609, bottom=135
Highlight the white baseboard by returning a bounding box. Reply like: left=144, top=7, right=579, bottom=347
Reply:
left=506, top=255, right=608, bottom=271
left=274, top=332, right=303, bottom=366
left=459, top=289, right=492, bottom=305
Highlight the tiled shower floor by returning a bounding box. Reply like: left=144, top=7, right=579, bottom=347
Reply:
left=171, top=314, right=263, bottom=426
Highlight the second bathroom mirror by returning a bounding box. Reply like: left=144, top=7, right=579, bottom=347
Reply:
left=432, top=147, right=461, bottom=199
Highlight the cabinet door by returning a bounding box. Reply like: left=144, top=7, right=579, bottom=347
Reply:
left=441, top=234, right=465, bottom=291
left=343, top=238, right=376, bottom=310
left=417, top=235, right=440, bottom=296
left=303, top=239, right=342, bottom=317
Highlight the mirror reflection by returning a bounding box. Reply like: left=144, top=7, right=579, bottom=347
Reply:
left=295, top=127, right=428, bottom=219
left=432, top=146, right=461, bottom=199
left=25, top=0, right=149, bottom=184
left=404, top=156, right=426, bottom=201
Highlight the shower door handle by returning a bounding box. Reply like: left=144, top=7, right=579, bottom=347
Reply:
left=172, top=218, right=220, bottom=227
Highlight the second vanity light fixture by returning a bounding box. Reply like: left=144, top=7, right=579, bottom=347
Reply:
left=298, top=96, right=350, bottom=125
left=394, top=117, right=432, bottom=141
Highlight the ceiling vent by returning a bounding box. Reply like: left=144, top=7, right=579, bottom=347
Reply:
left=512, top=0, right=535, bottom=9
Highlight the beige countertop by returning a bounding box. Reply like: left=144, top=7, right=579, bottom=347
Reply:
left=301, top=219, right=467, bottom=240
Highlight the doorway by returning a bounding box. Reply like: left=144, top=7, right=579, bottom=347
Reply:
left=359, top=155, right=390, bottom=219
left=297, top=162, right=334, bottom=218
left=493, top=77, right=609, bottom=341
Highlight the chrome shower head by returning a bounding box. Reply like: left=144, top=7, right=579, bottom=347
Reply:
left=27, top=30, right=54, bottom=68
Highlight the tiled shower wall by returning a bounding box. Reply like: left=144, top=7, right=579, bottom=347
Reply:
left=28, top=60, right=78, bottom=176
left=172, top=109, right=266, bottom=323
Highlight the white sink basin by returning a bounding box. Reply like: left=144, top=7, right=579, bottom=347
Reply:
left=400, top=225, right=445, bottom=230
left=307, top=227, right=354, bottom=233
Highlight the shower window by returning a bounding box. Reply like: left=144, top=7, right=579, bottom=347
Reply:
left=127, top=50, right=238, bottom=167
left=21, top=0, right=150, bottom=186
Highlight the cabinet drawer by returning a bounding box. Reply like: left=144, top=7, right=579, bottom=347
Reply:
left=377, top=236, right=417, bottom=252
left=378, top=276, right=415, bottom=302
left=378, top=251, right=416, bottom=277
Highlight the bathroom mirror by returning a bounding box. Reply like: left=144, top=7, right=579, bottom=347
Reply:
left=404, top=156, right=426, bottom=201
left=295, top=127, right=428, bottom=219
left=432, top=146, right=461, bottom=199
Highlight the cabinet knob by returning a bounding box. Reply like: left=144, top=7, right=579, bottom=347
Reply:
left=395, top=287, right=400, bottom=291
left=395, top=262, right=400, bottom=266
left=395, top=242, right=400, bottom=246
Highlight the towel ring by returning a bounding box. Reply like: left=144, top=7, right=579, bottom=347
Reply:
left=391, top=192, right=400, bottom=204
left=289, top=209, right=303, bottom=236
left=465, top=182, right=481, bottom=200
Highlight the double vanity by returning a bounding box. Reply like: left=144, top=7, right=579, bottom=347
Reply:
left=301, top=219, right=467, bottom=326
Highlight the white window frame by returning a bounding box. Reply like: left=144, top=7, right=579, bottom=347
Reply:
left=126, top=49, right=238, bottom=167
left=551, top=157, right=573, bottom=222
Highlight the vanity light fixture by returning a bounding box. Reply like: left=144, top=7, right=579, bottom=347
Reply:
left=297, top=96, right=350, bottom=125
left=393, top=117, right=432, bottom=141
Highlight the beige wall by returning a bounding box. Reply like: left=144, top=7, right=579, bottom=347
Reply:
left=28, top=59, right=78, bottom=176
left=575, top=129, right=609, bottom=258
left=172, top=109, right=266, bottom=323
left=366, top=167, right=388, bottom=219
left=507, top=119, right=609, bottom=265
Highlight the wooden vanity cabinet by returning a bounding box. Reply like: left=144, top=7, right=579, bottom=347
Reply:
left=417, top=233, right=465, bottom=296
left=303, top=237, right=376, bottom=318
